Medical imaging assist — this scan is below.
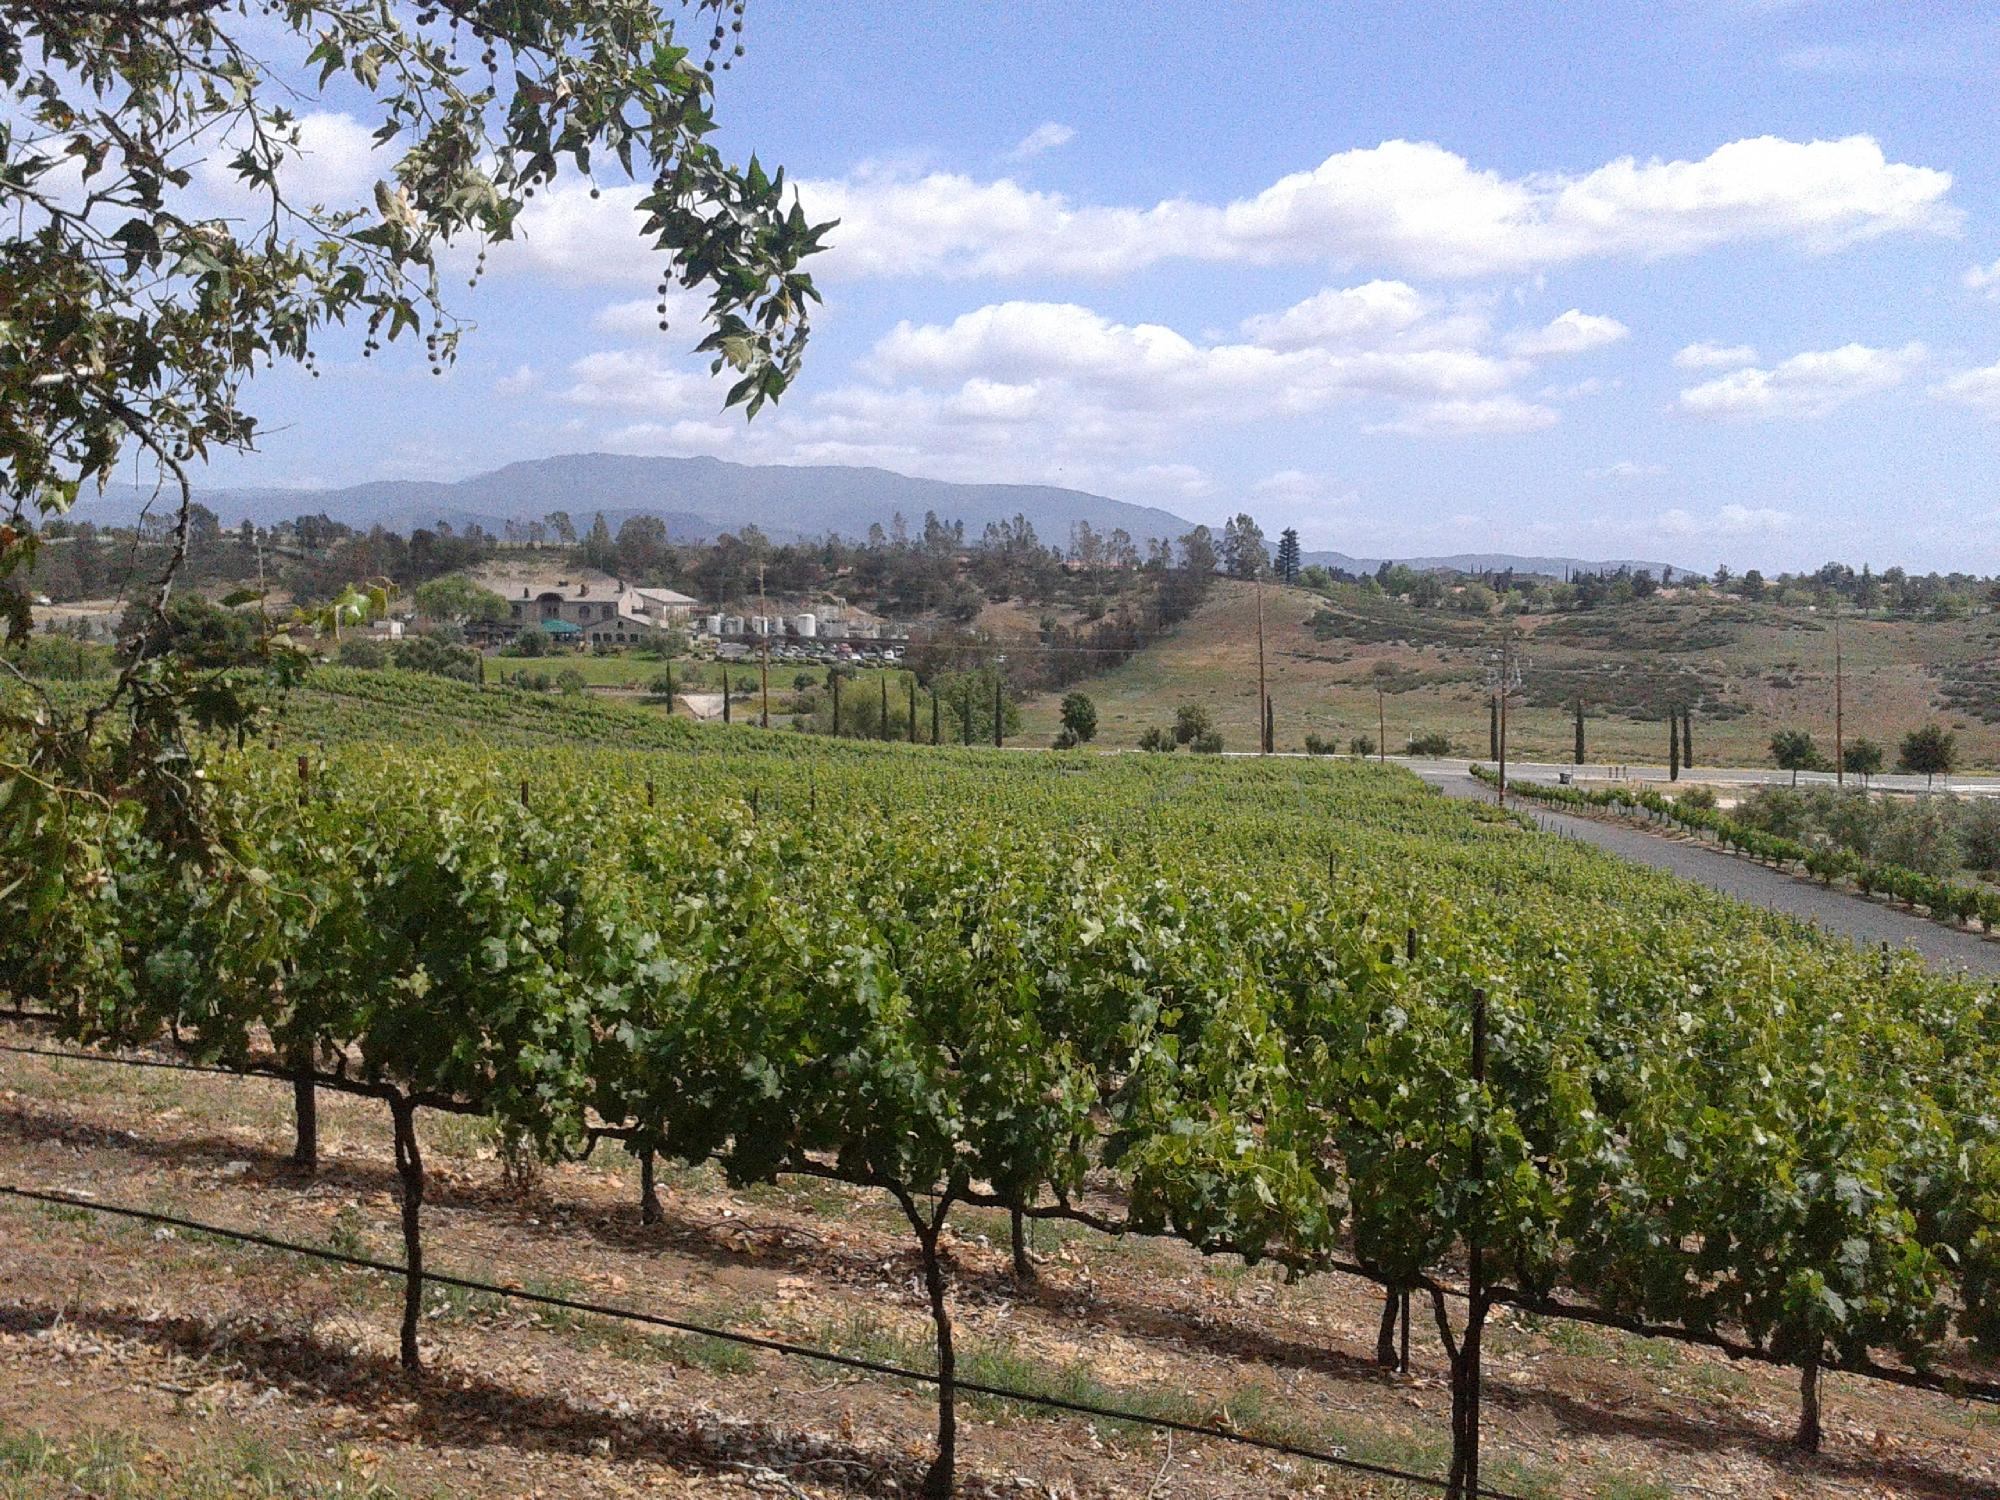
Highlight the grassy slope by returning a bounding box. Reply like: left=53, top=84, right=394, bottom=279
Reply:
left=1016, top=580, right=2000, bottom=768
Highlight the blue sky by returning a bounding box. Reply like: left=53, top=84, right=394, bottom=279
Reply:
left=184, top=1, right=2000, bottom=571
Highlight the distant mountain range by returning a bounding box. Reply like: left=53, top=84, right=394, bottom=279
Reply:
left=1301, top=549, right=1689, bottom=580
left=79, top=453, right=1193, bottom=549
left=71, top=452, right=1686, bottom=578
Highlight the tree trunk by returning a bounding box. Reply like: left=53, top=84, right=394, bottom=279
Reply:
left=1796, top=1347, right=1822, bottom=1453
left=388, top=1094, right=426, bottom=1373
left=1009, top=1206, right=1034, bottom=1281
left=640, top=1146, right=662, bottom=1225
left=1375, top=1287, right=1400, bottom=1367
left=1434, top=1291, right=1488, bottom=1500
left=908, top=1209, right=957, bottom=1500
left=291, top=1069, right=317, bottom=1172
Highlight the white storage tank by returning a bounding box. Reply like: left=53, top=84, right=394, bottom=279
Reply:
left=794, top=613, right=817, bottom=638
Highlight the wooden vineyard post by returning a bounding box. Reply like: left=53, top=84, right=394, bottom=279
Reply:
left=387, top=1092, right=427, bottom=1373
left=993, top=672, right=1003, bottom=748
left=1797, top=1345, right=1823, bottom=1453
left=291, top=756, right=317, bottom=1173
left=931, top=689, right=940, bottom=745
left=1457, top=986, right=1490, bottom=1498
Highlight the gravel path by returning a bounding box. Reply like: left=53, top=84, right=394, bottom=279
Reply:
left=1422, top=769, right=2000, bottom=977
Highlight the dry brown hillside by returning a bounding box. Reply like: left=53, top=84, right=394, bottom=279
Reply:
left=1018, top=580, right=2000, bottom=767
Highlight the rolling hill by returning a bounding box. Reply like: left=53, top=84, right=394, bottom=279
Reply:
left=1016, top=580, right=2000, bottom=768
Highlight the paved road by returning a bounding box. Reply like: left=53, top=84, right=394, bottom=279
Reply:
left=1397, top=757, right=2000, bottom=796
left=1418, top=767, right=2000, bottom=977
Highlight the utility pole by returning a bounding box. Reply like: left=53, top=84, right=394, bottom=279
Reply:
left=1834, top=607, right=1845, bottom=787
left=757, top=563, right=771, bottom=729
left=1255, top=575, right=1269, bottom=756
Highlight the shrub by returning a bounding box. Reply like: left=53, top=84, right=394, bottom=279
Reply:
left=1190, top=729, right=1224, bottom=754
left=1963, top=798, right=2000, bottom=874
left=1138, top=726, right=1175, bottom=753
left=555, top=667, right=587, bottom=696
left=1406, top=731, right=1452, bottom=757
left=1059, top=692, right=1099, bottom=746
left=1172, top=703, right=1214, bottom=746
left=1348, top=734, right=1376, bottom=757
left=510, top=626, right=551, bottom=658
left=1303, top=733, right=1337, bottom=756
left=394, top=634, right=480, bottom=682
left=336, top=637, right=387, bottom=669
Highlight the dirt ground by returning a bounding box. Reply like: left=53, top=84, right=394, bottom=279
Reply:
left=3, top=1033, right=1998, bottom=1499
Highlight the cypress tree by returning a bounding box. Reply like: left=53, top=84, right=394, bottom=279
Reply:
left=832, top=671, right=842, bottom=736
left=722, top=678, right=731, bottom=724
left=908, top=676, right=918, bottom=743
left=1681, top=708, right=1694, bottom=770
left=931, top=689, right=940, bottom=745
left=1573, top=699, right=1585, bottom=764
left=880, top=675, right=890, bottom=740
left=1669, top=712, right=1680, bottom=782
left=993, top=672, right=1003, bottom=748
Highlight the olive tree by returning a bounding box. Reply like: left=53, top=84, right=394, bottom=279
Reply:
left=1769, top=729, right=1824, bottom=787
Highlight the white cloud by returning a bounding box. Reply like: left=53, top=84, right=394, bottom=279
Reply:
left=556, top=288, right=1566, bottom=503
left=1655, top=504, right=1791, bottom=538
left=1505, top=308, right=1630, bottom=357
left=591, top=286, right=716, bottom=341
left=1364, top=396, right=1560, bottom=436
left=1539, top=376, right=1621, bottom=399
left=1004, top=122, right=1076, bottom=162
left=1587, top=460, right=1665, bottom=480
left=193, top=109, right=384, bottom=215
left=792, top=134, right=1954, bottom=283
left=499, top=134, right=1954, bottom=288
left=865, top=299, right=1522, bottom=412
left=559, top=348, right=730, bottom=415
left=1239, top=280, right=1444, bottom=349
left=494, top=364, right=538, bottom=397
left=1933, top=360, right=2000, bottom=418
left=1676, top=341, right=1926, bottom=420
left=1674, top=341, right=1759, bottom=370
left=1964, top=259, right=2000, bottom=301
